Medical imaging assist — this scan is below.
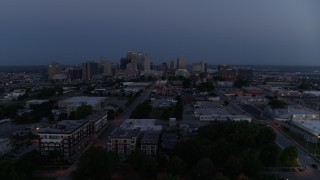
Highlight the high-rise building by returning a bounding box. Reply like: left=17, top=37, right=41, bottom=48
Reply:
left=169, top=60, right=176, bottom=70
left=176, top=56, right=186, bottom=69
left=82, top=61, right=99, bottom=80
left=143, top=56, right=150, bottom=71
left=100, top=60, right=112, bottom=77
left=192, top=61, right=207, bottom=72
left=48, top=61, right=61, bottom=79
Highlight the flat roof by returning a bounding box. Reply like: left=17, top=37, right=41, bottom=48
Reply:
left=109, top=128, right=140, bottom=139
left=60, top=96, right=106, bottom=106
left=141, top=131, right=160, bottom=144
left=194, top=108, right=230, bottom=115
left=292, top=119, right=320, bottom=136
left=120, top=119, right=162, bottom=131
left=38, top=120, right=89, bottom=134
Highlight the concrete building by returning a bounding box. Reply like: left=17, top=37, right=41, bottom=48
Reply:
left=100, top=60, right=112, bottom=77
left=143, top=56, right=150, bottom=71
left=58, top=96, right=107, bottom=115
left=82, top=61, right=99, bottom=80
left=169, top=60, right=176, bottom=70
left=140, top=131, right=160, bottom=158
left=38, top=120, right=94, bottom=159
left=25, top=99, right=49, bottom=108
left=48, top=62, right=61, bottom=80
left=107, top=128, right=140, bottom=160
left=194, top=108, right=230, bottom=121
left=175, top=69, right=190, bottom=77
left=120, top=119, right=162, bottom=132
left=292, top=119, right=320, bottom=138
left=192, top=61, right=207, bottom=72
left=176, top=56, right=186, bottom=69
left=85, top=111, right=108, bottom=133
left=0, top=137, right=13, bottom=156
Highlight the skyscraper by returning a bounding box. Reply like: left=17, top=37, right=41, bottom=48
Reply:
left=48, top=61, right=61, bottom=80
left=100, top=60, right=112, bottom=77
left=143, top=56, right=150, bottom=71
left=176, top=56, right=186, bottom=69
left=82, top=61, right=99, bottom=80
left=192, top=61, right=207, bottom=72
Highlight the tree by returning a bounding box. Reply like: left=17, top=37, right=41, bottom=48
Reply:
left=268, top=99, right=288, bottom=109
left=256, top=126, right=276, bottom=147
left=259, top=144, right=279, bottom=167
left=280, top=146, right=298, bottom=167
left=72, top=147, right=118, bottom=180
left=129, top=149, right=147, bottom=171
left=69, top=105, right=93, bottom=120
left=224, top=156, right=242, bottom=180
left=140, top=157, right=158, bottom=179
left=168, top=156, right=185, bottom=176
left=192, top=158, right=216, bottom=180
left=240, top=150, right=262, bottom=178
left=76, top=105, right=93, bottom=119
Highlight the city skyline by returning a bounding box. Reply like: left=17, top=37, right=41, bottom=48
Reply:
left=0, top=0, right=320, bottom=66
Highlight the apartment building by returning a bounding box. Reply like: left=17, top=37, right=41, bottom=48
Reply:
left=38, top=120, right=94, bottom=159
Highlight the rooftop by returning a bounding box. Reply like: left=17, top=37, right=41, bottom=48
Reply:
left=60, top=96, right=106, bottom=106
left=292, top=119, right=320, bottom=136
left=194, top=108, right=230, bottom=115
left=109, top=128, right=140, bottom=139
left=141, top=131, right=161, bottom=144
left=38, top=120, right=89, bottom=134
left=120, top=119, right=162, bottom=131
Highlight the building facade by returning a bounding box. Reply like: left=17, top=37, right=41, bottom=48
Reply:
left=38, top=120, right=94, bottom=159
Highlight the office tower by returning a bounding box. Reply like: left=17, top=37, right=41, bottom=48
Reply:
left=143, top=56, right=150, bottom=71
left=176, top=56, right=186, bottom=69
left=82, top=61, right=99, bottom=80
left=169, top=60, right=176, bottom=70
left=100, top=60, right=112, bottom=76
left=48, top=61, right=61, bottom=79
left=192, top=61, right=207, bottom=72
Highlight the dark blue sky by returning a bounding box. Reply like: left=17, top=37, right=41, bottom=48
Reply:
left=0, top=0, right=319, bottom=66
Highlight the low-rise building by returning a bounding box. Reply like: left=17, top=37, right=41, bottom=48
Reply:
left=58, top=96, right=107, bottom=115
left=86, top=111, right=108, bottom=133
left=25, top=99, right=49, bottom=108
left=38, top=120, right=94, bottom=159
left=194, top=108, right=230, bottom=121
left=107, top=128, right=140, bottom=160
left=120, top=119, right=162, bottom=132
left=140, top=131, right=160, bottom=158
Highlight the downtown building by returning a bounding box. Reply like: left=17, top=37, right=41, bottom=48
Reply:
left=48, top=61, right=62, bottom=80
left=82, top=61, right=99, bottom=80
left=192, top=61, right=207, bottom=72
